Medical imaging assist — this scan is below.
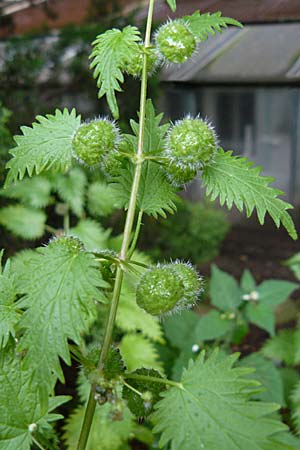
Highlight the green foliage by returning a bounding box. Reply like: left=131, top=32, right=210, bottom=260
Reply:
left=63, top=403, right=134, bottom=450
left=0, top=343, right=69, bottom=450
left=144, top=200, right=230, bottom=264
left=0, top=256, right=19, bottom=347
left=152, top=350, right=287, bottom=450
left=202, top=149, right=297, bottom=239
left=283, top=253, right=300, bottom=281
left=210, top=264, right=243, bottom=311
left=166, top=0, right=176, bottom=12
left=185, top=11, right=243, bottom=41
left=15, top=237, right=108, bottom=399
left=5, top=108, right=81, bottom=186
left=90, top=26, right=141, bottom=118
left=0, top=175, right=52, bottom=209
left=291, top=381, right=300, bottom=433
left=0, top=205, right=46, bottom=239
left=53, top=167, right=87, bottom=217
left=69, top=218, right=110, bottom=251
left=262, top=330, right=300, bottom=366
left=87, top=181, right=121, bottom=217
left=120, top=333, right=163, bottom=372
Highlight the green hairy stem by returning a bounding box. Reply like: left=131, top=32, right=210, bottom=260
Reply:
left=76, top=1, right=156, bottom=448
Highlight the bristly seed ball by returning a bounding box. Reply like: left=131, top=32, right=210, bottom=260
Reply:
left=155, top=20, right=196, bottom=64
left=164, top=117, right=218, bottom=171
left=136, top=262, right=203, bottom=316
left=123, top=43, right=159, bottom=78
left=165, top=163, right=197, bottom=187
left=72, top=119, right=119, bottom=167
left=136, top=265, right=185, bottom=315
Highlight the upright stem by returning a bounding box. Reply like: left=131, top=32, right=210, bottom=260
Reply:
left=76, top=2, right=155, bottom=449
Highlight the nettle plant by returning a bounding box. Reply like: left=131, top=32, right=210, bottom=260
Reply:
left=1, top=1, right=300, bottom=449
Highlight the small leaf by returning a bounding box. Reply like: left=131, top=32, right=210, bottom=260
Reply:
left=164, top=310, right=199, bottom=352
left=0, top=205, right=46, bottom=239
left=87, top=181, right=122, bottom=217
left=241, top=269, right=256, bottom=292
left=152, top=350, right=287, bottom=450
left=194, top=310, right=233, bottom=341
left=202, top=149, right=297, bottom=239
left=210, top=264, right=242, bottom=311
left=120, top=334, right=163, bottom=372
left=257, top=280, right=298, bottom=308
left=69, top=219, right=111, bottom=252
left=185, top=11, right=243, bottom=42
left=90, top=26, right=141, bottom=118
left=0, top=259, right=19, bottom=347
left=245, top=302, right=275, bottom=336
left=53, top=167, right=87, bottom=217
left=5, top=108, right=81, bottom=185
left=166, top=0, right=176, bottom=12
left=262, top=329, right=300, bottom=366
left=0, top=175, right=52, bottom=208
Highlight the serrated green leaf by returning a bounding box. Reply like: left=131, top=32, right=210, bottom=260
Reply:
left=265, top=432, right=300, bottom=450
left=241, top=269, right=256, bottom=292
left=194, top=309, right=234, bottom=341
left=257, top=280, right=298, bottom=308
left=5, top=108, right=81, bottom=185
left=112, top=161, right=178, bottom=218
left=185, top=11, right=243, bottom=42
left=87, top=181, right=122, bottom=217
left=262, top=330, right=300, bottom=366
left=0, top=175, right=52, bottom=208
left=152, top=350, right=287, bottom=450
left=0, top=344, right=69, bottom=450
left=280, top=367, right=299, bottom=408
left=53, top=167, right=87, bottom=217
left=0, top=259, right=19, bottom=347
left=202, top=149, right=297, bottom=239
left=240, top=353, right=285, bottom=405
left=14, top=238, right=107, bottom=397
left=120, top=334, right=163, bottom=372
left=90, top=26, right=141, bottom=118
left=0, top=205, right=46, bottom=239
left=117, top=280, right=164, bottom=343
left=166, top=0, right=176, bottom=12
left=63, top=403, right=134, bottom=450
left=69, top=219, right=110, bottom=251
left=210, top=264, right=243, bottom=311
left=245, top=302, right=275, bottom=336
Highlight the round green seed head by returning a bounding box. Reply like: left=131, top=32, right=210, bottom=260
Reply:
left=49, top=236, right=84, bottom=254
left=165, top=117, right=217, bottom=170
left=136, top=265, right=185, bottom=315
left=170, top=262, right=203, bottom=308
left=123, top=44, right=158, bottom=78
left=73, top=119, right=119, bottom=167
left=156, top=20, right=196, bottom=64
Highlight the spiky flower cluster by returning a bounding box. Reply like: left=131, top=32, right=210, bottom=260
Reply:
left=72, top=118, right=120, bottom=167
left=122, top=43, right=160, bottom=78
left=155, top=20, right=196, bottom=64
left=136, top=261, right=203, bottom=316
left=164, top=117, right=218, bottom=178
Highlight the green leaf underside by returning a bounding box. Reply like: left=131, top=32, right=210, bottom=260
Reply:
left=120, top=334, right=163, bottom=372
left=14, top=239, right=107, bottom=398
left=262, top=330, right=300, bottom=366
left=185, top=11, right=243, bottom=42
left=0, top=260, right=19, bottom=348
left=210, top=265, right=243, bottom=311
left=0, top=205, right=46, bottom=240
left=53, top=167, right=87, bottom=217
left=152, top=350, right=287, bottom=450
left=0, top=344, right=69, bottom=450
left=202, top=150, right=297, bottom=240
left=166, top=0, right=176, bottom=12
left=90, top=26, right=141, bottom=119
left=5, top=108, right=81, bottom=186
left=0, top=175, right=52, bottom=208
left=63, top=403, right=134, bottom=450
